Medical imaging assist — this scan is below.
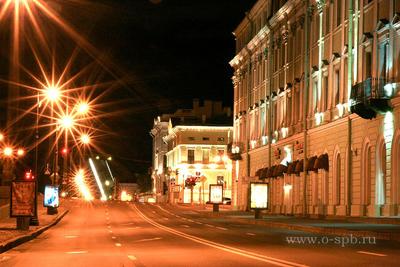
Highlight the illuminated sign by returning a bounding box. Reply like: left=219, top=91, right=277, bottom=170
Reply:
left=10, top=181, right=36, bottom=217
left=250, top=183, right=269, bottom=209
left=209, top=184, right=223, bottom=204
left=44, top=185, right=59, bottom=208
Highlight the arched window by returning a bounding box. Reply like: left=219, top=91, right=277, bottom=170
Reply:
left=361, top=141, right=372, bottom=206
left=334, top=153, right=341, bottom=205
left=376, top=139, right=386, bottom=205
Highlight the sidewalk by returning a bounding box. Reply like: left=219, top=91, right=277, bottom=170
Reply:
left=176, top=204, right=400, bottom=242
left=0, top=195, right=69, bottom=253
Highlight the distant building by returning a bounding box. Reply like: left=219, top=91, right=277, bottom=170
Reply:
left=230, top=0, right=400, bottom=217
left=150, top=99, right=232, bottom=203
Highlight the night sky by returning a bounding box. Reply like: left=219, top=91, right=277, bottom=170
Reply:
left=2, top=0, right=257, bottom=181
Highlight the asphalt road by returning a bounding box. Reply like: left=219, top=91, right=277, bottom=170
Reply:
left=1, top=199, right=399, bottom=267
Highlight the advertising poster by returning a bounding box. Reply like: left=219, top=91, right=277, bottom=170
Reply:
left=44, top=185, right=59, bottom=208
left=209, top=184, right=223, bottom=204
left=10, top=181, right=36, bottom=217
left=250, top=183, right=269, bottom=209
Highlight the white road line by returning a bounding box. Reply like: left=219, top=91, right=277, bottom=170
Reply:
left=128, top=255, right=137, bottom=261
left=163, top=217, right=169, bottom=220
left=181, top=224, right=190, bottom=228
left=0, top=256, right=10, bottom=262
left=126, top=227, right=140, bottom=229
left=134, top=237, right=163, bottom=243
left=115, top=243, right=122, bottom=247
left=195, top=222, right=203, bottom=225
left=133, top=204, right=308, bottom=267
left=216, top=227, right=228, bottom=231
left=66, top=251, right=88, bottom=254
left=357, top=251, right=387, bottom=257
left=111, top=236, right=116, bottom=239
left=107, top=225, right=111, bottom=228
left=187, top=219, right=194, bottom=222
left=64, top=235, right=79, bottom=239
left=246, top=233, right=256, bottom=236
left=205, top=224, right=215, bottom=228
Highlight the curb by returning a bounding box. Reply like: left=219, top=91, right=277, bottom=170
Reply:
left=0, top=210, right=69, bottom=254
left=204, top=212, right=400, bottom=242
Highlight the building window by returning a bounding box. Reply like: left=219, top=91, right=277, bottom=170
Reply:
left=202, top=137, right=210, bottom=141
left=313, top=80, right=318, bottom=112
left=336, top=0, right=342, bottom=27
left=364, top=50, right=372, bottom=79
left=334, top=69, right=340, bottom=106
left=323, top=75, right=328, bottom=111
left=334, top=153, right=341, bottom=205
left=202, top=149, right=209, bottom=164
left=188, top=149, right=195, bottom=164
left=379, top=42, right=389, bottom=80
left=217, top=137, right=224, bottom=141
left=217, top=176, right=224, bottom=185
left=325, top=4, right=330, bottom=34
left=188, top=137, right=195, bottom=141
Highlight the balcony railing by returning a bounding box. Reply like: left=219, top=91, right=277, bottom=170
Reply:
left=350, top=78, right=393, bottom=119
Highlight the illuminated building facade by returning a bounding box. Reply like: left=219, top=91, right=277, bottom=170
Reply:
left=163, top=124, right=233, bottom=204
left=150, top=99, right=233, bottom=203
left=230, top=0, right=400, bottom=217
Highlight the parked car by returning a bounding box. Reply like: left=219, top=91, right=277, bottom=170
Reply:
left=222, top=197, right=231, bottom=205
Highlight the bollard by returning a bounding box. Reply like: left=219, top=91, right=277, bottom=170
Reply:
left=213, top=203, right=219, bottom=212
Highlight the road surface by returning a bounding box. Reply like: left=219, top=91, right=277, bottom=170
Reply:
left=1, top=199, right=399, bottom=266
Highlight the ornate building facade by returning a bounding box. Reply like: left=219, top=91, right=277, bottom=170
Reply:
left=230, top=0, right=400, bottom=217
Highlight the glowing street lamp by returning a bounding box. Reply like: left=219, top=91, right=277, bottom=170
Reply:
left=3, top=147, right=13, bottom=157
left=17, top=148, right=25, bottom=157
left=76, top=102, right=90, bottom=115
left=59, top=115, right=74, bottom=129
left=80, top=134, right=90, bottom=145
left=44, top=86, right=61, bottom=102
left=0, top=133, right=4, bottom=142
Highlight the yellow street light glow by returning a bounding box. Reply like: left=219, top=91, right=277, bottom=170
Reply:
left=0, top=133, right=4, bottom=141
left=3, top=147, right=13, bottom=157
left=105, top=180, right=110, bottom=186
left=77, top=102, right=90, bottom=115
left=17, top=148, right=25, bottom=156
left=45, top=86, right=61, bottom=102
left=81, top=134, right=90, bottom=145
left=74, top=169, right=93, bottom=201
left=59, top=115, right=74, bottom=129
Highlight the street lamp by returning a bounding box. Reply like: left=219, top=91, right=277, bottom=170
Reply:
left=3, top=147, right=13, bottom=157
left=59, top=115, right=74, bottom=129
left=44, top=86, right=61, bottom=102
left=0, top=133, right=4, bottom=142
left=80, top=134, right=90, bottom=145
left=76, top=102, right=90, bottom=115
left=17, top=148, right=25, bottom=157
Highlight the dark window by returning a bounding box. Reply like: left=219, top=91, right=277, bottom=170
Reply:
left=188, top=137, right=195, bottom=141
left=336, top=0, right=342, bottom=27
left=188, top=150, right=195, bottom=164
left=202, top=150, right=209, bottom=164
left=202, top=137, right=210, bottom=141
left=217, top=137, right=224, bottom=141
left=334, top=69, right=340, bottom=105
left=365, top=51, right=372, bottom=78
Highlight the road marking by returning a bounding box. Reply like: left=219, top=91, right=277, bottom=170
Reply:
left=128, top=255, right=137, bottom=261
left=121, top=222, right=135, bottom=226
left=115, top=243, right=122, bottom=247
left=205, top=224, right=215, bottom=228
left=216, top=227, right=228, bottom=231
left=64, top=235, right=79, bottom=239
left=107, top=225, right=111, bottom=228
left=246, top=233, right=256, bottom=236
left=195, top=222, right=203, bottom=225
left=163, top=217, right=169, bottom=220
left=152, top=211, right=156, bottom=213
left=187, top=219, right=194, bottom=222
left=126, top=227, right=140, bottom=230
left=0, top=256, right=10, bottom=262
left=111, top=236, right=116, bottom=239
left=134, top=237, right=163, bottom=243
left=133, top=204, right=308, bottom=267
left=109, top=230, right=113, bottom=233
left=357, top=251, right=387, bottom=257
left=181, top=224, right=190, bottom=228
left=66, top=251, right=88, bottom=254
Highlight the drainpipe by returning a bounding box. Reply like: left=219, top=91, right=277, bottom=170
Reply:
left=346, top=0, right=354, bottom=216
left=303, top=0, right=310, bottom=217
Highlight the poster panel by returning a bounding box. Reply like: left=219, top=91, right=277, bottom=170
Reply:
left=44, top=185, right=59, bottom=208
left=209, top=184, right=223, bottom=204
left=250, top=183, right=269, bottom=209
left=10, top=181, right=36, bottom=217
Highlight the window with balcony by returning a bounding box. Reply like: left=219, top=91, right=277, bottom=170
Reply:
left=364, top=50, right=372, bottom=79
left=323, top=75, right=328, bottom=111
left=379, top=42, right=389, bottom=81
left=334, top=69, right=340, bottom=106
left=325, top=4, right=330, bottom=34
left=336, top=0, right=342, bottom=27
left=312, top=80, right=318, bottom=112
left=188, top=149, right=195, bottom=164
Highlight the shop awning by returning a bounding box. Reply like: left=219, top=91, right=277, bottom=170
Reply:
left=267, top=165, right=276, bottom=178
left=295, top=159, right=304, bottom=175
left=306, top=156, right=318, bottom=172
left=287, top=160, right=298, bottom=175
left=314, top=153, right=329, bottom=171
left=260, top=168, right=269, bottom=179
left=275, top=164, right=288, bottom=177
left=255, top=168, right=262, bottom=177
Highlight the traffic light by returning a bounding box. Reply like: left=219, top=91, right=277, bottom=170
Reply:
left=61, top=147, right=68, bottom=156
left=24, top=170, right=35, bottom=181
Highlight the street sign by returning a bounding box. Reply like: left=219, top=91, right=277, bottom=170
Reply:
left=44, top=185, right=59, bottom=208
left=10, top=181, right=36, bottom=217
left=250, top=182, right=269, bottom=209
left=209, top=184, right=223, bottom=204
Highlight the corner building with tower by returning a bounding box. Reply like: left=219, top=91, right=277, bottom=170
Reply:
left=229, top=0, right=400, bottom=217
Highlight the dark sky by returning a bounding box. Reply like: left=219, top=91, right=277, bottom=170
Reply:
left=68, top=0, right=257, bottom=179
left=2, top=0, right=257, bottom=180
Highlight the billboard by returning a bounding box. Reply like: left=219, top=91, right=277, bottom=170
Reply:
left=10, top=181, right=36, bottom=217
left=250, top=183, right=269, bottom=209
left=44, top=185, right=59, bottom=208
left=209, top=184, right=223, bottom=204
